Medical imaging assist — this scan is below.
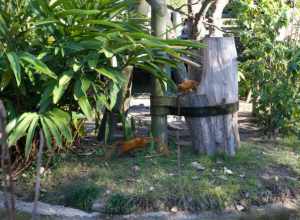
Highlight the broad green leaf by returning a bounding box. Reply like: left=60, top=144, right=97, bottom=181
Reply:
left=84, top=20, right=125, bottom=30
left=74, top=77, right=91, bottom=98
left=6, top=113, right=31, bottom=135
left=71, top=111, right=85, bottom=136
left=35, top=0, right=52, bottom=15
left=39, top=82, right=55, bottom=113
left=108, top=83, right=120, bottom=110
left=77, top=96, right=93, bottom=120
left=74, top=78, right=93, bottom=119
left=25, top=117, right=39, bottom=159
left=50, top=108, right=71, bottom=123
left=48, top=109, right=72, bottom=142
left=53, top=71, right=73, bottom=104
left=0, top=71, right=12, bottom=91
left=96, top=94, right=110, bottom=110
left=44, top=117, right=63, bottom=147
left=8, top=113, right=38, bottom=146
left=100, top=49, right=114, bottom=58
left=19, top=52, right=57, bottom=79
left=95, top=67, right=125, bottom=83
left=58, top=9, right=102, bottom=16
left=0, top=14, right=8, bottom=35
left=78, top=40, right=103, bottom=49
left=40, top=117, right=52, bottom=148
left=6, top=52, right=21, bottom=86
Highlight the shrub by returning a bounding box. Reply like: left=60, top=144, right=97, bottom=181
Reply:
left=0, top=0, right=202, bottom=159
left=64, top=182, right=100, bottom=211
left=233, top=0, right=300, bottom=135
left=103, top=193, right=135, bottom=215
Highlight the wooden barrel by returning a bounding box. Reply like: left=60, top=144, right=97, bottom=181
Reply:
left=186, top=37, right=240, bottom=156
left=150, top=37, right=240, bottom=156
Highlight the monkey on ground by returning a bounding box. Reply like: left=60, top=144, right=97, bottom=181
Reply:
left=103, top=136, right=168, bottom=159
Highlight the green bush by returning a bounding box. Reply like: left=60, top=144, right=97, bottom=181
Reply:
left=233, top=0, right=300, bottom=135
left=64, top=182, right=100, bottom=211
left=103, top=193, right=135, bottom=215
left=0, top=0, right=202, bottom=158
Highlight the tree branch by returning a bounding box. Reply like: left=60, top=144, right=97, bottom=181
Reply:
left=0, top=100, right=16, bottom=220
left=167, top=5, right=189, bottom=17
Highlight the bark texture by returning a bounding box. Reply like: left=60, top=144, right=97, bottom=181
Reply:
left=186, top=37, right=240, bottom=156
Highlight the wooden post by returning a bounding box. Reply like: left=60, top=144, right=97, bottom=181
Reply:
left=148, top=0, right=168, bottom=146
left=187, top=37, right=240, bottom=156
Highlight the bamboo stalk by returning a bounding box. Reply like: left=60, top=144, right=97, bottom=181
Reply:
left=149, top=0, right=169, bottom=146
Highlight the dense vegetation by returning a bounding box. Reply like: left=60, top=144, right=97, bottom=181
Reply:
left=0, top=1, right=300, bottom=218
left=0, top=0, right=199, bottom=163
left=233, top=0, right=300, bottom=136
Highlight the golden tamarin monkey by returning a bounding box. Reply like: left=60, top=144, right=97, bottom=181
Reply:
left=177, top=80, right=200, bottom=93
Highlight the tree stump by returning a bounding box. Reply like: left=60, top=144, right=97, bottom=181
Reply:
left=187, top=37, right=240, bottom=156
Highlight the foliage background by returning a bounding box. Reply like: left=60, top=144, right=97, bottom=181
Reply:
left=0, top=0, right=200, bottom=161
left=233, top=0, right=300, bottom=135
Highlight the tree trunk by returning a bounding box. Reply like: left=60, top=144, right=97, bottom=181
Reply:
left=186, top=37, right=240, bottom=156
left=210, top=0, right=229, bottom=37
left=0, top=100, right=16, bottom=220
left=149, top=0, right=168, bottom=146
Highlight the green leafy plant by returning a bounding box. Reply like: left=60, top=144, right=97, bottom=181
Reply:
left=0, top=0, right=203, bottom=160
left=233, top=0, right=300, bottom=135
left=103, top=193, right=135, bottom=215
left=63, top=182, right=101, bottom=211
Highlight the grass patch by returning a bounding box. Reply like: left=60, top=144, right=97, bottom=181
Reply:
left=103, top=193, right=135, bottom=215
left=63, top=181, right=101, bottom=211
left=15, top=137, right=300, bottom=214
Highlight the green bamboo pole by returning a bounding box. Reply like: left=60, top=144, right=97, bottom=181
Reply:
left=148, top=0, right=168, bottom=146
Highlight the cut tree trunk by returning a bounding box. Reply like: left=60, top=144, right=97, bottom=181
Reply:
left=186, top=37, right=240, bottom=156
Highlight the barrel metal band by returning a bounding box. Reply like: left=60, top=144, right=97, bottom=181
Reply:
left=169, top=102, right=239, bottom=117
left=151, top=96, right=239, bottom=117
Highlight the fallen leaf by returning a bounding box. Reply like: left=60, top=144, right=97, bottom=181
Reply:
left=236, top=204, right=245, bottom=211
left=171, top=206, right=178, bottom=213
left=191, top=161, right=205, bottom=171
left=224, top=167, right=233, bottom=175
